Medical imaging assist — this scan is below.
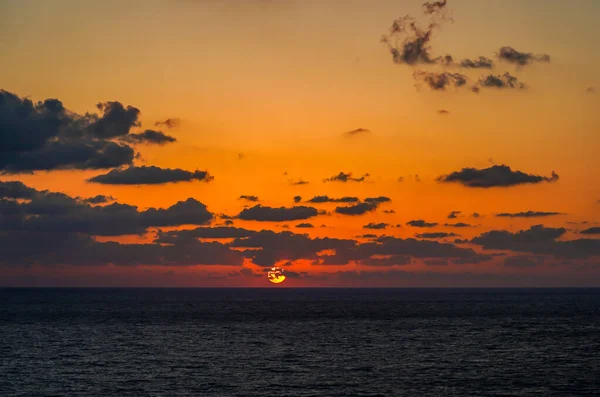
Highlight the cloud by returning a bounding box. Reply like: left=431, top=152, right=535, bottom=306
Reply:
left=155, top=227, right=256, bottom=243
left=363, top=223, right=389, bottom=230
left=344, top=128, right=370, bottom=137
left=581, top=227, right=600, bottom=235
left=360, top=255, right=412, bottom=267
left=290, top=179, right=309, bottom=185
left=357, top=234, right=379, bottom=239
left=0, top=89, right=183, bottom=174
left=364, top=196, right=391, bottom=204
left=437, top=109, right=450, bottom=115
left=320, top=235, right=477, bottom=266
left=407, top=219, right=438, bottom=228
left=87, top=166, right=213, bottom=185
left=424, top=259, right=448, bottom=266
left=422, top=0, right=448, bottom=15
left=451, top=254, right=495, bottom=265
left=459, top=56, right=494, bottom=68
left=444, top=222, right=472, bottom=228
left=497, top=46, right=550, bottom=66
left=239, top=195, right=259, bottom=202
left=496, top=211, right=562, bottom=218
left=472, top=212, right=481, bottom=218
left=230, top=230, right=355, bottom=267
left=413, top=70, right=468, bottom=91
left=586, top=87, right=596, bottom=94
left=416, top=232, right=458, bottom=239
left=0, top=181, right=213, bottom=236
left=0, top=181, right=37, bottom=199
left=237, top=205, right=320, bottom=222
left=0, top=231, right=243, bottom=268
left=472, top=224, right=600, bottom=258
left=503, top=256, right=541, bottom=268
left=381, top=0, right=450, bottom=66
left=324, top=172, right=370, bottom=183
left=384, top=210, right=396, bottom=214
left=154, top=118, right=181, bottom=129
left=293, top=196, right=302, bottom=203
left=437, top=165, right=559, bottom=188
left=296, top=223, right=314, bottom=228
left=81, top=195, right=115, bottom=204
left=335, top=202, right=379, bottom=216
left=448, top=210, right=461, bottom=219
left=119, top=129, right=176, bottom=145
left=307, top=196, right=360, bottom=203
left=477, top=73, right=526, bottom=90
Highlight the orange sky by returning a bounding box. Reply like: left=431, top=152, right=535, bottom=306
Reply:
left=0, top=0, right=599, bottom=286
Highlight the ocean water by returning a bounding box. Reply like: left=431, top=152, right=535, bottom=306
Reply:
left=1, top=288, right=599, bottom=396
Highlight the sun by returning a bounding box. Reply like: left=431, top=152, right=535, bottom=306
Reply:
left=267, top=267, right=286, bottom=284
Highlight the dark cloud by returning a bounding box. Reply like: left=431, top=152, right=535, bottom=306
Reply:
left=357, top=234, right=379, bottom=239
left=88, top=166, right=213, bottom=185
left=307, top=196, right=360, bottom=203
left=451, top=254, right=495, bottom=265
left=365, top=196, right=391, bottom=204
left=360, top=255, right=412, bottom=267
left=154, top=118, right=181, bottom=129
left=381, top=0, right=450, bottom=66
left=424, top=259, right=448, bottom=266
left=0, top=180, right=37, bottom=199
left=422, top=0, right=448, bottom=15
left=230, top=230, right=355, bottom=267
left=319, top=235, right=477, bottom=266
left=384, top=210, right=396, bottom=214
left=448, top=210, right=461, bottom=219
left=239, top=195, right=259, bottom=202
left=290, top=179, right=309, bottom=185
left=0, top=230, right=243, bottom=268
left=407, top=219, right=438, bottom=228
left=472, top=212, right=481, bottom=218
left=459, top=56, right=494, bottom=68
left=0, top=89, right=183, bottom=173
left=496, top=211, right=562, bottom=218
left=581, top=227, right=600, bottom=235
left=477, top=73, right=526, bottom=90
left=120, top=129, right=176, bottom=145
left=416, top=232, right=458, bottom=239
left=437, top=109, right=450, bottom=115
left=155, top=227, right=256, bottom=243
left=497, top=46, right=550, bottom=66
left=324, top=172, right=370, bottom=183
left=363, top=223, right=389, bottom=230
left=472, top=225, right=600, bottom=258
left=237, top=205, right=320, bottom=222
left=345, top=128, right=370, bottom=137
left=293, top=196, right=302, bottom=203
left=82, top=195, right=115, bottom=204
left=503, top=256, right=541, bottom=268
left=444, top=222, right=472, bottom=228
left=92, top=101, right=141, bottom=138
left=437, top=165, right=559, bottom=188
left=296, top=223, right=314, bottom=228
left=413, top=70, right=468, bottom=90
left=335, top=202, right=379, bottom=216
left=0, top=181, right=213, bottom=236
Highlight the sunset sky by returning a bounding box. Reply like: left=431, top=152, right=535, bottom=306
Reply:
left=1, top=0, right=599, bottom=287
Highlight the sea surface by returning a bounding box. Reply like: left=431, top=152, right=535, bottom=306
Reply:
left=1, top=288, right=599, bottom=396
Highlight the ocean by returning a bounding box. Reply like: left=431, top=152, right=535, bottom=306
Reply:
left=1, top=288, right=599, bottom=396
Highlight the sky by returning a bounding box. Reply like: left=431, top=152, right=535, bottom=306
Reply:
left=0, top=0, right=599, bottom=287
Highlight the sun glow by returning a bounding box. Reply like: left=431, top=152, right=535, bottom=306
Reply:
left=267, top=267, right=286, bottom=284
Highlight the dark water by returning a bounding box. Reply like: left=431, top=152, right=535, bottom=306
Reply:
left=1, top=288, right=599, bottom=396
